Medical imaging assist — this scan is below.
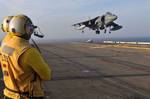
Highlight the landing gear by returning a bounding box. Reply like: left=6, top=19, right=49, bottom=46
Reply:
left=82, top=30, right=84, bottom=33
left=96, top=30, right=100, bottom=34
left=109, top=26, right=111, bottom=34
left=104, top=29, right=106, bottom=33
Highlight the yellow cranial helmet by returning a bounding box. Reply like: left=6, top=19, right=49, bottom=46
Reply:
left=9, top=14, right=35, bottom=36
left=1, top=16, right=13, bottom=32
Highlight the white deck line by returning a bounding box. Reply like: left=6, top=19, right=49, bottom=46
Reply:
left=103, top=41, right=150, bottom=45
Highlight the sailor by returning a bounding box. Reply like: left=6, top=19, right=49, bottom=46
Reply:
left=1, top=16, right=14, bottom=43
left=0, top=16, right=14, bottom=82
left=0, top=14, right=52, bottom=99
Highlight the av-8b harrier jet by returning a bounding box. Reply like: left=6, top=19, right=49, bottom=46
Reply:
left=73, top=12, right=122, bottom=34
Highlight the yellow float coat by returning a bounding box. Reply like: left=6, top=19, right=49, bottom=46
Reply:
left=0, top=36, right=52, bottom=99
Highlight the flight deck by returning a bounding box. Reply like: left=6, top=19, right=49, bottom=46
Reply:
left=41, top=42, right=150, bottom=99
left=1, top=42, right=150, bottom=99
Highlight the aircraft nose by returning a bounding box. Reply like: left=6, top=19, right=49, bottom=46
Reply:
left=114, top=15, right=117, bottom=20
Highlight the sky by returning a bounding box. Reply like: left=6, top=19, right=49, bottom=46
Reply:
left=0, top=0, right=150, bottom=42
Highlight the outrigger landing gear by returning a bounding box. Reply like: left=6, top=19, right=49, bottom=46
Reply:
left=82, top=30, right=84, bottom=33
left=109, top=30, right=111, bottom=33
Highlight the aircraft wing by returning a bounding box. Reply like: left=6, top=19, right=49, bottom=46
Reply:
left=73, top=16, right=99, bottom=27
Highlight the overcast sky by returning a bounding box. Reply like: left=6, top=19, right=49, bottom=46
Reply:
left=0, top=0, right=150, bottom=42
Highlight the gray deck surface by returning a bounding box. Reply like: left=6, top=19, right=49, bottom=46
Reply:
left=1, top=42, right=150, bottom=99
